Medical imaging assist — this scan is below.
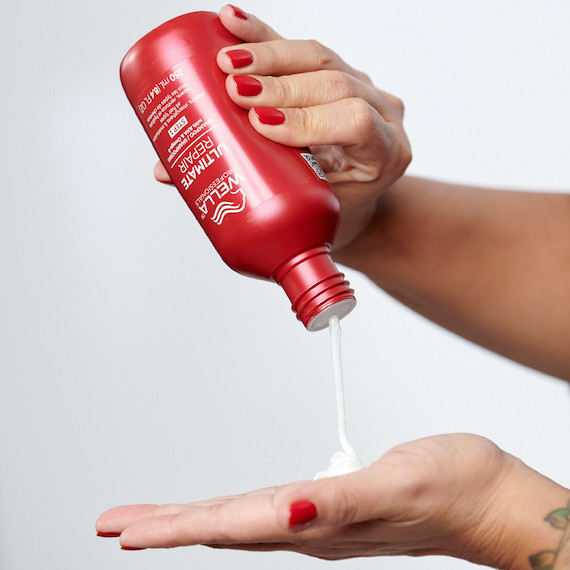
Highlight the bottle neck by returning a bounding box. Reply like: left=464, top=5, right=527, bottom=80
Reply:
left=273, top=245, right=356, bottom=331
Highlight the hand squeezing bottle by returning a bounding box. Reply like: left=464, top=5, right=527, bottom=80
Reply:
left=120, top=11, right=356, bottom=330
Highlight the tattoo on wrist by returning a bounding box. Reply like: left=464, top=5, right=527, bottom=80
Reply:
left=529, top=499, right=570, bottom=570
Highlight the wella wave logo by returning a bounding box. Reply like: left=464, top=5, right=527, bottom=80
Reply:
left=210, top=188, right=246, bottom=225
left=196, top=172, right=247, bottom=226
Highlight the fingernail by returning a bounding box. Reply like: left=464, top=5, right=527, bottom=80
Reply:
left=255, top=107, right=285, bottom=125
left=234, top=75, right=262, bottom=96
left=289, top=500, right=317, bottom=530
left=121, top=546, right=146, bottom=551
left=226, top=49, right=253, bottom=69
left=230, top=5, right=248, bottom=20
left=97, top=531, right=121, bottom=538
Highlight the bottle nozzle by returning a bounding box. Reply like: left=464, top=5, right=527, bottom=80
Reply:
left=273, top=245, right=356, bottom=331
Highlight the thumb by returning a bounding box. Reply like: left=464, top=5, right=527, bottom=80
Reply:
left=276, top=465, right=396, bottom=532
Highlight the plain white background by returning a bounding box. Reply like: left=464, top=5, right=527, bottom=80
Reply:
left=1, top=1, right=569, bottom=569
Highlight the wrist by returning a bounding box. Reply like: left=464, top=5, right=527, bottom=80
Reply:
left=460, top=454, right=570, bottom=569
left=331, top=176, right=411, bottom=276
left=331, top=178, right=396, bottom=262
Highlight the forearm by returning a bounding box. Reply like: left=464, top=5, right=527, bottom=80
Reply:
left=334, top=176, right=570, bottom=380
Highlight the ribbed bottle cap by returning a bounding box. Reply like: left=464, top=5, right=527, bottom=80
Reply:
left=273, top=245, right=356, bottom=331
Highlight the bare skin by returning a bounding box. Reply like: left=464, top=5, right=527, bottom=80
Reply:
left=155, top=7, right=570, bottom=380
left=108, top=4, right=570, bottom=568
left=97, top=434, right=569, bottom=569
left=154, top=6, right=412, bottom=252
left=340, top=177, right=570, bottom=380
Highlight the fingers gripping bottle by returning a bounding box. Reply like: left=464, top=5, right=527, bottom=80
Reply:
left=120, top=12, right=356, bottom=331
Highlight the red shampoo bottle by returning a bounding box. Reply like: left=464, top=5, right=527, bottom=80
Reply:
left=120, top=12, right=355, bottom=331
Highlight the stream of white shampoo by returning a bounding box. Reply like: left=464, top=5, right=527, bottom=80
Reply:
left=314, top=314, right=362, bottom=480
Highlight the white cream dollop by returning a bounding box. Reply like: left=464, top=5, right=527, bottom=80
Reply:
left=314, top=314, right=363, bottom=480
left=314, top=450, right=362, bottom=480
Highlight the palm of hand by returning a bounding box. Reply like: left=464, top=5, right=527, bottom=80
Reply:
left=96, top=434, right=513, bottom=565
left=268, top=433, right=512, bottom=561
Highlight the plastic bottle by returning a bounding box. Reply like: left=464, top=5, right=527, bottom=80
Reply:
left=120, top=11, right=356, bottom=331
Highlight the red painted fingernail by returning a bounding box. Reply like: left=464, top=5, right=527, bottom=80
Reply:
left=121, top=546, right=146, bottom=551
left=97, top=531, right=121, bottom=538
left=289, top=500, right=317, bottom=530
left=255, top=107, right=285, bottom=125
left=234, top=75, right=262, bottom=96
left=230, top=5, right=248, bottom=20
left=226, top=49, right=253, bottom=69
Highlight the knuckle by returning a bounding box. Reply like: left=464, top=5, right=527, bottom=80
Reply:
left=356, top=70, right=373, bottom=85
left=326, top=70, right=355, bottom=100
left=394, top=468, right=429, bottom=501
left=389, top=94, right=406, bottom=118
left=380, top=448, right=433, bottom=500
left=296, top=107, right=316, bottom=141
left=308, top=39, right=335, bottom=68
left=346, top=97, right=377, bottom=134
left=327, top=485, right=361, bottom=525
left=213, top=503, right=242, bottom=544
left=255, top=42, right=281, bottom=74
left=265, top=45, right=281, bottom=72
left=211, top=503, right=235, bottom=544
left=297, top=106, right=311, bottom=131
left=273, top=75, right=293, bottom=102
left=169, top=512, right=189, bottom=547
